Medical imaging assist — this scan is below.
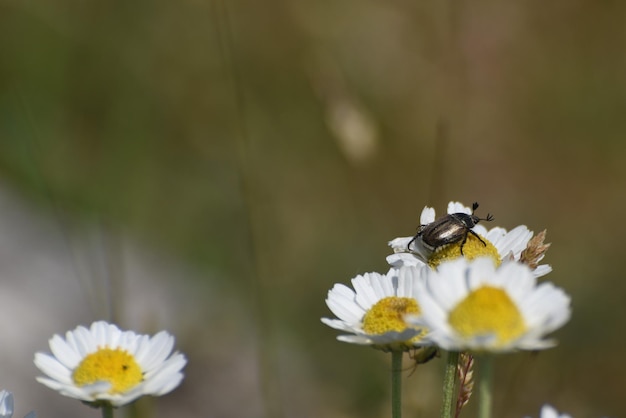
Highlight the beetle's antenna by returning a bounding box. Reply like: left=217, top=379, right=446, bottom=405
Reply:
left=477, top=213, right=494, bottom=222
left=472, top=202, right=493, bottom=222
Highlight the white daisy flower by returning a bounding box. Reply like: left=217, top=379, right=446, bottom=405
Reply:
left=407, top=257, right=571, bottom=352
left=34, top=321, right=187, bottom=407
left=0, top=391, right=13, bottom=418
left=525, top=404, right=573, bottom=418
left=321, top=266, right=430, bottom=351
left=388, top=201, right=551, bottom=276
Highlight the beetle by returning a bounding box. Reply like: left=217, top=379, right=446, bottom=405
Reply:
left=407, top=202, right=494, bottom=255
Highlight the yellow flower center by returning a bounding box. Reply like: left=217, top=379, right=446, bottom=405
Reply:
left=427, top=233, right=500, bottom=269
left=362, top=296, right=422, bottom=343
left=448, top=285, right=526, bottom=347
left=72, top=348, right=143, bottom=394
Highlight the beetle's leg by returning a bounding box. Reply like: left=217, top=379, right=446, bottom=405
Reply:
left=406, top=225, right=425, bottom=252
left=459, top=232, right=469, bottom=256
left=467, top=229, right=487, bottom=247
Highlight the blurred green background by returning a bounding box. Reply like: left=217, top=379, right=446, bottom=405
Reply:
left=1, top=0, right=625, bottom=417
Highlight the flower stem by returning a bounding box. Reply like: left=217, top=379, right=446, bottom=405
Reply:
left=477, top=355, right=494, bottom=418
left=101, top=404, right=114, bottom=418
left=440, top=350, right=459, bottom=418
left=391, top=350, right=403, bottom=418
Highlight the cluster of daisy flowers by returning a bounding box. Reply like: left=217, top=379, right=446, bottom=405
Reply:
left=322, top=201, right=573, bottom=416
left=323, top=201, right=570, bottom=354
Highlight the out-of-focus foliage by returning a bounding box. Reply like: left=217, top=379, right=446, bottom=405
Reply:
left=1, top=0, right=626, bottom=417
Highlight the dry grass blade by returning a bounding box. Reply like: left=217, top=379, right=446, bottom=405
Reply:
left=520, top=229, right=551, bottom=269
left=455, top=352, right=474, bottom=418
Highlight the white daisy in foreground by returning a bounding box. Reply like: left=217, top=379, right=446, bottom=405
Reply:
left=322, top=266, right=429, bottom=351
left=407, top=258, right=571, bottom=352
left=388, top=201, right=551, bottom=276
left=525, top=404, right=573, bottom=418
left=34, top=321, right=187, bottom=408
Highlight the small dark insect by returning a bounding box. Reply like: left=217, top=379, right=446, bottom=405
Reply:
left=406, top=346, right=439, bottom=376
left=407, top=202, right=494, bottom=255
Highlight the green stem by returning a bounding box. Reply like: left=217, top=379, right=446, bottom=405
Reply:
left=477, top=355, right=494, bottom=418
left=440, top=350, right=459, bottom=418
left=391, top=350, right=403, bottom=418
left=101, top=404, right=114, bottom=418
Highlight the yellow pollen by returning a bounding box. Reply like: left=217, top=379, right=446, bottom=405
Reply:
left=448, top=285, right=526, bottom=346
left=362, top=296, right=422, bottom=344
left=428, top=233, right=500, bottom=269
left=72, top=348, right=143, bottom=394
